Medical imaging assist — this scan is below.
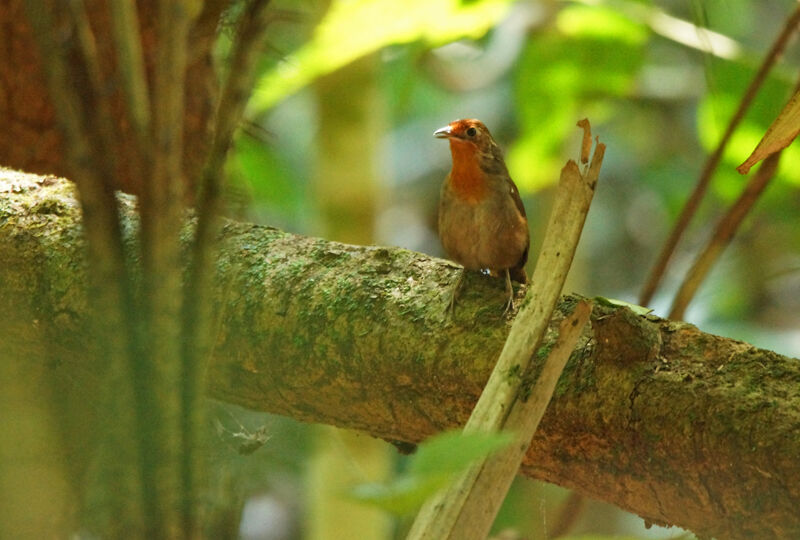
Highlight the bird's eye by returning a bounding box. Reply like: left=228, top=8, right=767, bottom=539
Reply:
left=466, top=127, right=477, bottom=137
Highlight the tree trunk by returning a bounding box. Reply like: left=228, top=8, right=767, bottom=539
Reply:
left=1, top=169, right=799, bottom=540
left=0, top=0, right=225, bottom=196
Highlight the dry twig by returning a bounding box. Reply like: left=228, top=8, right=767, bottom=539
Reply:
left=669, top=151, right=782, bottom=319
left=639, top=4, right=800, bottom=306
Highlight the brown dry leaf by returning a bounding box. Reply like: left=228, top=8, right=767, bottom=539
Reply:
left=738, top=90, right=800, bottom=174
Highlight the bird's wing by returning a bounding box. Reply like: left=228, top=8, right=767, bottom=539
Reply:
left=507, top=177, right=527, bottom=218
left=506, top=176, right=529, bottom=276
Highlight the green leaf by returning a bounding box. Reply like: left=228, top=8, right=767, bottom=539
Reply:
left=348, top=430, right=513, bottom=515
left=409, top=430, right=514, bottom=476
left=556, top=4, right=648, bottom=43
left=227, top=134, right=306, bottom=217
left=348, top=475, right=450, bottom=515
left=594, top=297, right=653, bottom=316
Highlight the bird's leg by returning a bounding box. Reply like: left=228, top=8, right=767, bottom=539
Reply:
left=503, top=268, right=515, bottom=315
left=447, top=268, right=465, bottom=315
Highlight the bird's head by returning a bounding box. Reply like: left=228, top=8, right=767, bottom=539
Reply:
left=433, top=119, right=494, bottom=151
left=434, top=118, right=506, bottom=179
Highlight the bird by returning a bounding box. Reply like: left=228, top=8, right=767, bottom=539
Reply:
left=434, top=118, right=530, bottom=314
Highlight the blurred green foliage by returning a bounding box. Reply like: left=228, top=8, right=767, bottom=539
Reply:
left=509, top=4, right=647, bottom=191
left=250, top=0, right=514, bottom=112
left=348, top=430, right=513, bottom=515
left=228, top=135, right=305, bottom=218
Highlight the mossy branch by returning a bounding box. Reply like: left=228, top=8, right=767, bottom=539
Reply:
left=1, top=170, right=799, bottom=540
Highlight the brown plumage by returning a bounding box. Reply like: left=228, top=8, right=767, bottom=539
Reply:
left=434, top=118, right=530, bottom=312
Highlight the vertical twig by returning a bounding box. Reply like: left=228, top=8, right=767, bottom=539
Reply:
left=22, top=2, right=127, bottom=284
left=22, top=0, right=147, bottom=532
left=668, top=151, right=782, bottom=319
left=65, top=0, right=131, bottom=188
left=103, top=1, right=182, bottom=535
left=638, top=4, right=800, bottom=307
left=108, top=0, right=153, bottom=191
left=668, top=70, right=800, bottom=320
left=181, top=1, right=273, bottom=535
left=109, top=0, right=151, bottom=140
left=407, top=128, right=604, bottom=540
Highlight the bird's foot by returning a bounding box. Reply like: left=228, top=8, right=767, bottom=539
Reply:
left=446, top=268, right=465, bottom=317
left=502, top=295, right=515, bottom=316
left=503, top=269, right=515, bottom=316
left=447, top=291, right=457, bottom=317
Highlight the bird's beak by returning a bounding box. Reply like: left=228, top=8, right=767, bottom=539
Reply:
left=434, top=125, right=452, bottom=139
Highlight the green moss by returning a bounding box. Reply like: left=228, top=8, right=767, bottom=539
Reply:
left=0, top=201, right=13, bottom=222
left=535, top=341, right=554, bottom=360
left=520, top=381, right=532, bottom=401
left=292, top=333, right=309, bottom=349
left=473, top=303, right=501, bottom=320
left=663, top=321, right=685, bottom=333
left=553, top=345, right=597, bottom=397
left=286, top=258, right=307, bottom=281
left=558, top=294, right=581, bottom=313
left=642, top=428, right=662, bottom=443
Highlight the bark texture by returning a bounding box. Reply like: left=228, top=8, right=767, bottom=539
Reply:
left=1, top=170, right=799, bottom=539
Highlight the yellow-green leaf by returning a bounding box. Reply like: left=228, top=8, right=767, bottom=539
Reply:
left=249, top=0, right=512, bottom=113
left=738, top=90, right=800, bottom=174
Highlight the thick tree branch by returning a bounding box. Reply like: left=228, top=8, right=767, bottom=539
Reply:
left=1, top=169, right=799, bottom=539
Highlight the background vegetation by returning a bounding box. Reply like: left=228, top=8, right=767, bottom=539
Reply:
left=2, top=0, right=799, bottom=538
